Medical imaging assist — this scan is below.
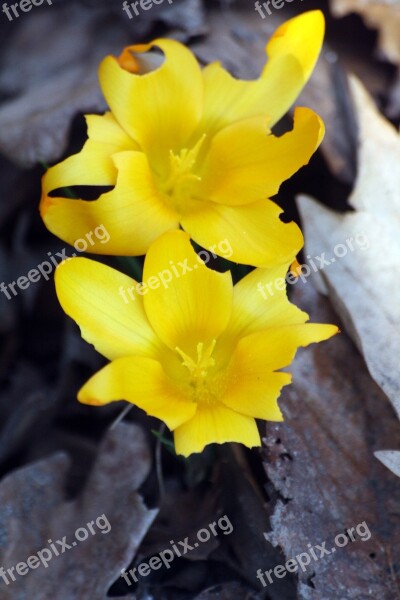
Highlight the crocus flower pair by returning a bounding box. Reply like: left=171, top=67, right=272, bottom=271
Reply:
left=41, top=10, right=338, bottom=456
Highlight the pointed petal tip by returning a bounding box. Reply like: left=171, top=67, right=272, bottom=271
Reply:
left=77, top=391, right=104, bottom=406
left=271, top=9, right=325, bottom=41
left=295, top=9, right=325, bottom=30
left=293, top=106, right=325, bottom=143
left=316, top=323, right=340, bottom=342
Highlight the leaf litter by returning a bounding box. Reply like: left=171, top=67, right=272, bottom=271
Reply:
left=0, top=2, right=399, bottom=599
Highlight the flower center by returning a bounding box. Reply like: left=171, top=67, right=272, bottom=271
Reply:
left=176, top=340, right=220, bottom=404
left=160, top=135, right=206, bottom=211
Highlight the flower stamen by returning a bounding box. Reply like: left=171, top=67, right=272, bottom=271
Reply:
left=176, top=339, right=216, bottom=379
left=160, top=134, right=206, bottom=209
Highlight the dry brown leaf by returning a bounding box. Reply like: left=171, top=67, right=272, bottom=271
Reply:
left=0, top=5, right=130, bottom=167
left=330, top=0, right=400, bottom=64
left=330, top=0, right=400, bottom=121
left=0, top=422, right=157, bottom=599
left=216, top=445, right=298, bottom=598
left=0, top=0, right=206, bottom=167
left=297, top=76, right=400, bottom=421
left=263, top=282, right=400, bottom=599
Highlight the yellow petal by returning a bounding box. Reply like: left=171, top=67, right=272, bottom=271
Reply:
left=42, top=112, right=137, bottom=193
left=260, top=10, right=325, bottom=125
left=173, top=403, right=260, bottom=456
left=99, top=39, right=203, bottom=175
left=55, top=257, right=161, bottom=361
left=41, top=151, right=179, bottom=256
left=142, top=230, right=233, bottom=353
left=230, top=323, right=338, bottom=374
left=219, top=325, right=301, bottom=420
left=198, top=108, right=324, bottom=205
left=220, top=323, right=337, bottom=420
left=221, top=370, right=290, bottom=421
left=78, top=356, right=197, bottom=430
left=198, top=11, right=324, bottom=134
left=197, top=61, right=258, bottom=137
left=180, top=198, right=303, bottom=267
left=220, top=262, right=308, bottom=350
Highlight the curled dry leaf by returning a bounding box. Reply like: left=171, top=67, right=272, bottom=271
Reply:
left=330, top=0, right=400, bottom=64
left=263, top=282, right=400, bottom=600
left=297, top=76, right=400, bottom=421
left=330, top=0, right=400, bottom=120
left=0, top=422, right=158, bottom=599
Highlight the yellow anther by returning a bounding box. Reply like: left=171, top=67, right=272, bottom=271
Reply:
left=176, top=339, right=216, bottom=380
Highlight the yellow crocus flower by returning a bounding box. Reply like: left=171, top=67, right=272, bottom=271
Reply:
left=55, top=230, right=338, bottom=456
left=42, top=11, right=325, bottom=267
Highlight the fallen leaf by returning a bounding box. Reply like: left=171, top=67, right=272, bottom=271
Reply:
left=213, top=445, right=298, bottom=599
left=330, top=0, right=400, bottom=64
left=0, top=5, right=130, bottom=167
left=0, top=0, right=205, bottom=167
left=329, top=0, right=400, bottom=126
left=0, top=422, right=158, bottom=599
left=297, top=76, right=400, bottom=420
left=263, top=281, right=400, bottom=600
